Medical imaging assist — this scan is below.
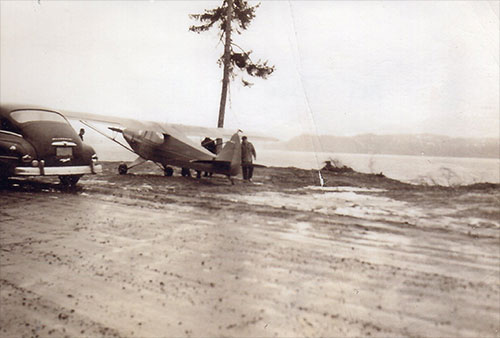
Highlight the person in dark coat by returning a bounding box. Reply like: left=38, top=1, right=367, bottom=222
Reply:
left=201, top=137, right=216, bottom=154
left=241, top=136, right=256, bottom=181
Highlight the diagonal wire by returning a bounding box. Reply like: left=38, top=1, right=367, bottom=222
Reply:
left=287, top=1, right=325, bottom=186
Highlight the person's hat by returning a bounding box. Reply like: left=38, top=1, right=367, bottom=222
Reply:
left=242, top=136, right=247, bottom=140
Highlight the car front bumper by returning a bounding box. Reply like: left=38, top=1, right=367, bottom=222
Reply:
left=14, top=164, right=102, bottom=176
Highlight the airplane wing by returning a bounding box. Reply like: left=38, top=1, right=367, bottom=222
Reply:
left=62, top=110, right=278, bottom=141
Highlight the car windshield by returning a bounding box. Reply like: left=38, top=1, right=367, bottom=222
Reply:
left=10, top=110, right=67, bottom=124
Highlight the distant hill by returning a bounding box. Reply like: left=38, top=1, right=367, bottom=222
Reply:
left=266, top=134, right=499, bottom=159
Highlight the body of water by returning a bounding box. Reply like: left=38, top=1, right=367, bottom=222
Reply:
left=89, top=136, right=499, bottom=186
left=258, top=150, right=499, bottom=186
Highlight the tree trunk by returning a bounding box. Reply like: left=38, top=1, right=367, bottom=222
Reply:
left=216, top=0, right=233, bottom=153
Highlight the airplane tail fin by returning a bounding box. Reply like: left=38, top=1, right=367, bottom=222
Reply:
left=215, top=133, right=241, bottom=176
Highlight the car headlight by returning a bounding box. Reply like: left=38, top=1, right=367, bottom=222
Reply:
left=9, top=145, right=17, bottom=151
left=22, top=154, right=32, bottom=162
left=91, top=153, right=98, bottom=163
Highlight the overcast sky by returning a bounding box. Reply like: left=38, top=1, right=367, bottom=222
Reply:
left=1, top=1, right=498, bottom=140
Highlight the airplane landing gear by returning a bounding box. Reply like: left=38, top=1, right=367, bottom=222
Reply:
left=118, top=163, right=128, bottom=175
left=164, top=166, right=174, bottom=177
left=181, top=168, right=191, bottom=177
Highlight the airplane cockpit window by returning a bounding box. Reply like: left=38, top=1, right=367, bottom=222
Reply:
left=142, top=130, right=164, bottom=144
left=10, top=110, right=67, bottom=124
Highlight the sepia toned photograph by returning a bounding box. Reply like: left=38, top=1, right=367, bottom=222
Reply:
left=1, top=1, right=498, bottom=337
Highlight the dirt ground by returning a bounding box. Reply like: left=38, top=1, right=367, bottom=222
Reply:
left=1, top=162, right=499, bottom=337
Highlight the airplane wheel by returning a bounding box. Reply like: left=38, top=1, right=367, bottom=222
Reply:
left=181, top=168, right=191, bottom=177
left=59, top=175, right=81, bottom=186
left=118, top=163, right=128, bottom=175
left=164, top=166, right=174, bottom=177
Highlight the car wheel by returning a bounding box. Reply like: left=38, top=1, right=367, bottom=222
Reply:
left=0, top=175, right=9, bottom=188
left=118, top=163, right=128, bottom=175
left=59, top=175, right=81, bottom=186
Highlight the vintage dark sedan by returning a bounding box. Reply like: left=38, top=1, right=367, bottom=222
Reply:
left=0, top=105, right=102, bottom=185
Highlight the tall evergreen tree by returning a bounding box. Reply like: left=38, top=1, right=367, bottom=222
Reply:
left=190, top=0, right=275, bottom=131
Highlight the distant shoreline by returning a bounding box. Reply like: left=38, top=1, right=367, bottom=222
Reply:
left=266, top=148, right=499, bottom=160
left=265, top=133, right=500, bottom=159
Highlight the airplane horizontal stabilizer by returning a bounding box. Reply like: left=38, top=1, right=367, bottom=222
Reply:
left=191, top=160, right=230, bottom=165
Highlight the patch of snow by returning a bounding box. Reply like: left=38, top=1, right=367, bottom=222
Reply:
left=305, top=186, right=386, bottom=193
left=222, top=189, right=426, bottom=224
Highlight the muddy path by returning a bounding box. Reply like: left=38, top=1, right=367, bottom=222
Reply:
left=1, top=163, right=499, bottom=337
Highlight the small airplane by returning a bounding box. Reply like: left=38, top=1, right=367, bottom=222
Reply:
left=62, top=110, right=273, bottom=184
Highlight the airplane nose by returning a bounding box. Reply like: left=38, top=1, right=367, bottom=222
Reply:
left=122, top=129, right=136, bottom=143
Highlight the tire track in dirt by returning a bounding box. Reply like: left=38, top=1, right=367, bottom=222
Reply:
left=1, top=165, right=499, bottom=337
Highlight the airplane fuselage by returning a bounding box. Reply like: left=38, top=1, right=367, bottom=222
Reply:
left=122, top=128, right=241, bottom=176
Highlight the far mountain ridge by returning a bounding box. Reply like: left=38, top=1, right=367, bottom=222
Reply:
left=265, top=133, right=499, bottom=159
